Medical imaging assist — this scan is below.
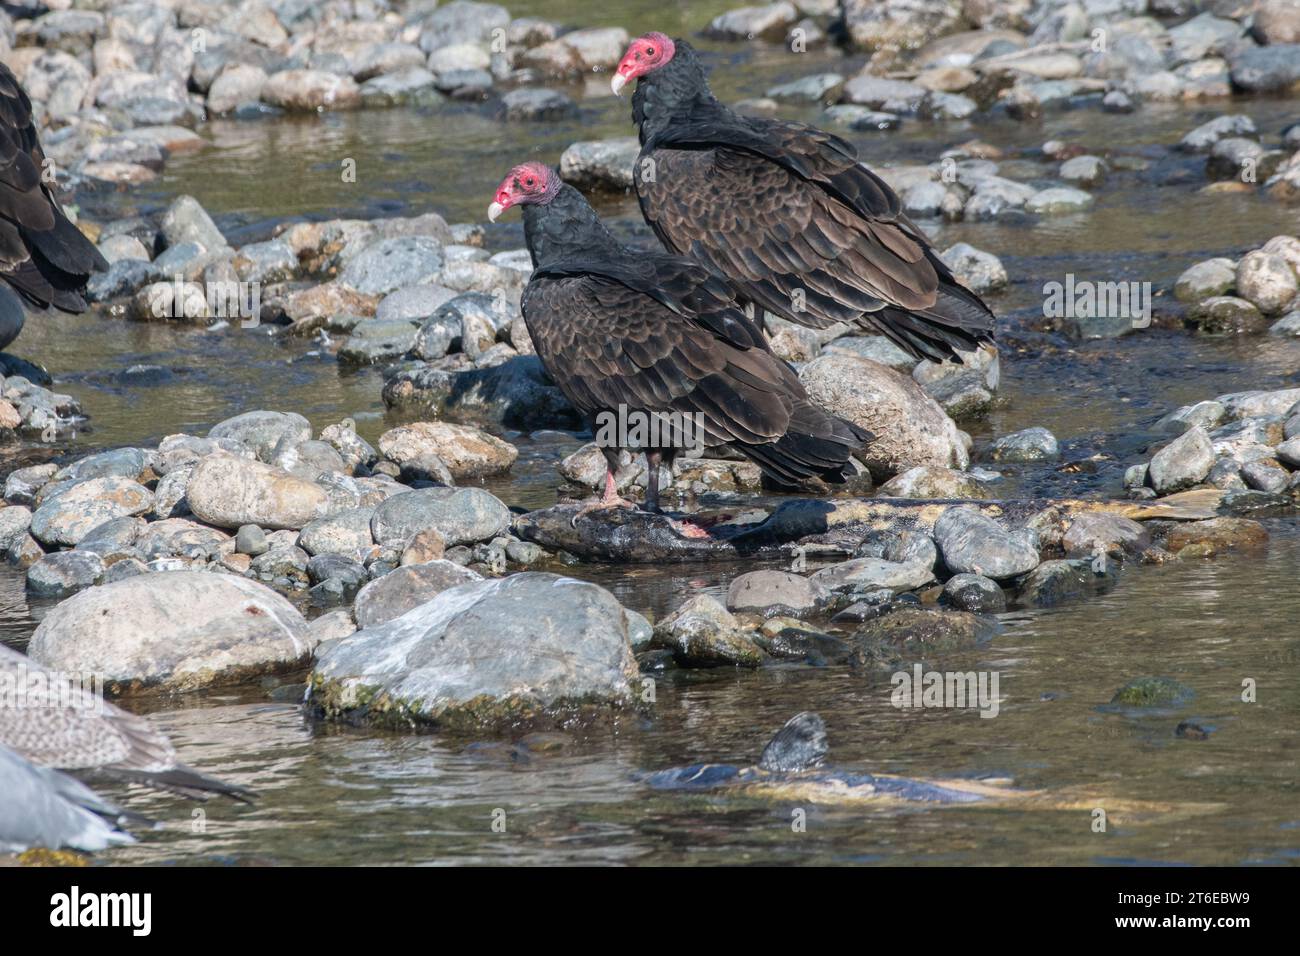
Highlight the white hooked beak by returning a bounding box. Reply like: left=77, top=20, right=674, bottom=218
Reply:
left=487, top=201, right=505, bottom=222
left=610, top=72, right=628, bottom=97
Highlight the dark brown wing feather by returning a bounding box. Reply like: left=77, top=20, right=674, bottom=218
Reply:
left=637, top=114, right=995, bottom=361
left=0, top=62, right=107, bottom=314
left=522, top=262, right=867, bottom=485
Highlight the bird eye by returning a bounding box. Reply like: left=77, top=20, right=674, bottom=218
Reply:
left=645, top=46, right=655, bottom=55
left=525, top=177, right=535, bottom=186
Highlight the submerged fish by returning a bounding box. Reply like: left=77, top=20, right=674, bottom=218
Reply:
left=644, top=713, right=1223, bottom=824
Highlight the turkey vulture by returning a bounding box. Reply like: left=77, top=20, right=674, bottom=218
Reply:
left=0, top=643, right=252, bottom=802
left=0, top=61, right=108, bottom=351
left=613, top=34, right=996, bottom=363
left=488, top=162, right=870, bottom=519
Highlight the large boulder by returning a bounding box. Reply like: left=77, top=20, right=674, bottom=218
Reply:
left=28, top=571, right=310, bottom=693
left=186, top=456, right=330, bottom=530
left=309, top=573, right=642, bottom=729
left=799, top=354, right=969, bottom=478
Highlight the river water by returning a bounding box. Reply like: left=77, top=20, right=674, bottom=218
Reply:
left=2, top=4, right=1299, bottom=864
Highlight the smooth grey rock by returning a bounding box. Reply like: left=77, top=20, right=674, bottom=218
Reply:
left=651, top=594, right=765, bottom=668
left=726, top=569, right=827, bottom=614
left=339, top=237, right=444, bottom=296
left=297, top=507, right=376, bottom=557
left=990, top=427, right=1059, bottom=463
left=940, top=573, right=1006, bottom=613
left=1017, top=558, right=1117, bottom=608
left=810, top=557, right=935, bottom=593
left=370, top=487, right=510, bottom=548
left=352, top=559, right=483, bottom=628
left=29, top=571, right=310, bottom=692
left=934, top=507, right=1040, bottom=580
left=26, top=551, right=105, bottom=599
left=311, top=571, right=642, bottom=723
left=1148, top=426, right=1215, bottom=494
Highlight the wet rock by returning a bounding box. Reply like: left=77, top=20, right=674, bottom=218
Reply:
left=352, top=559, right=484, bottom=628
left=940, top=573, right=1006, bottom=613
left=934, top=506, right=1040, bottom=580
left=311, top=572, right=642, bottom=727
left=1060, top=155, right=1106, bottom=186
left=1174, top=258, right=1236, bottom=302
left=1025, top=186, right=1093, bottom=214
left=1148, top=426, right=1215, bottom=495
left=261, top=70, right=360, bottom=111
left=939, top=242, right=1007, bottom=294
left=1229, top=44, right=1300, bottom=93
left=800, top=354, right=968, bottom=479
left=810, top=556, right=934, bottom=593
left=559, top=137, right=639, bottom=191
left=186, top=456, right=329, bottom=531
left=29, top=571, right=310, bottom=694
left=29, top=477, right=153, bottom=548
left=1017, top=558, right=1116, bottom=608
left=1188, top=295, right=1267, bottom=334
left=159, top=195, right=227, bottom=254
left=360, top=67, right=442, bottom=107
left=990, top=427, right=1058, bottom=463
left=726, top=569, right=827, bottom=615
left=26, top=551, right=104, bottom=599
left=208, top=410, right=311, bottom=461
left=1161, top=517, right=1268, bottom=558
left=652, top=594, right=765, bottom=668
left=1110, top=677, right=1194, bottom=709
left=371, top=487, right=510, bottom=548
left=207, top=63, right=268, bottom=114
left=878, top=465, right=987, bottom=499
left=1062, top=513, right=1150, bottom=557
left=1179, top=115, right=1257, bottom=153
left=1241, top=459, right=1290, bottom=494
left=337, top=317, right=422, bottom=365
left=850, top=607, right=996, bottom=671
left=1235, top=251, right=1298, bottom=315
left=1217, top=387, right=1300, bottom=420
left=377, top=421, right=516, bottom=480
